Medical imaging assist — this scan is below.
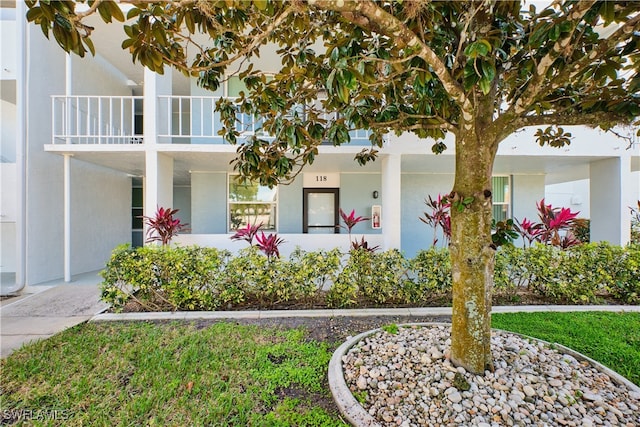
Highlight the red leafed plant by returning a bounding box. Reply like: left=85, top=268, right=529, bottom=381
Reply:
left=340, top=208, right=378, bottom=252
left=141, top=206, right=189, bottom=246
left=339, top=209, right=369, bottom=235
left=419, top=194, right=451, bottom=246
left=536, top=199, right=580, bottom=248
left=514, top=217, right=543, bottom=247
left=351, top=236, right=380, bottom=253
left=230, top=222, right=263, bottom=246
left=514, top=199, right=581, bottom=249
left=255, top=231, right=285, bottom=259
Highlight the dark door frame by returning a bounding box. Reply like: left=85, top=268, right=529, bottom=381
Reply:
left=302, top=188, right=340, bottom=234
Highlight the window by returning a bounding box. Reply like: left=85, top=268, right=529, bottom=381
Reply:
left=492, top=176, right=511, bottom=222
left=228, top=178, right=277, bottom=232
left=132, top=186, right=144, bottom=247
left=303, top=188, right=340, bottom=234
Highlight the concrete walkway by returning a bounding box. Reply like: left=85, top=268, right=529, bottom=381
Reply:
left=0, top=272, right=108, bottom=358
left=2, top=277, right=640, bottom=358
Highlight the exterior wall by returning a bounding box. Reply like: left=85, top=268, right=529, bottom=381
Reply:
left=278, top=178, right=303, bottom=233
left=70, top=160, right=130, bottom=274
left=25, top=25, right=134, bottom=284
left=191, top=172, right=227, bottom=233
left=0, top=163, right=17, bottom=273
left=173, top=186, right=192, bottom=227
left=71, top=54, right=131, bottom=97
left=545, top=179, right=590, bottom=217
left=340, top=173, right=382, bottom=235
left=25, top=25, right=66, bottom=284
left=512, top=175, right=546, bottom=222
left=400, top=173, right=455, bottom=257
left=1, top=100, right=16, bottom=162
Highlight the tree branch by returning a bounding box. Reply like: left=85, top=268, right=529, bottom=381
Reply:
left=510, top=0, right=597, bottom=116
left=307, top=0, right=472, bottom=114
left=514, top=111, right=633, bottom=129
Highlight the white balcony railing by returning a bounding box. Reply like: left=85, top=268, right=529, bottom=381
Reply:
left=52, top=95, right=371, bottom=145
left=157, top=95, right=371, bottom=143
left=157, top=95, right=265, bottom=143
left=52, top=96, right=143, bottom=144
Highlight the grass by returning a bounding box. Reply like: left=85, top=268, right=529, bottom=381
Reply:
left=0, top=322, right=346, bottom=426
left=492, top=311, right=640, bottom=386
left=1, top=312, right=638, bottom=426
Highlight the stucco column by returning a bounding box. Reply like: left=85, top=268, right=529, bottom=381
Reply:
left=144, top=151, right=174, bottom=215
left=142, top=66, right=173, bottom=233
left=381, top=154, right=402, bottom=250
left=590, top=156, right=632, bottom=245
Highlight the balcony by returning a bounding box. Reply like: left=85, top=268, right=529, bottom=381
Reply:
left=52, top=95, right=371, bottom=145
left=52, top=96, right=143, bottom=144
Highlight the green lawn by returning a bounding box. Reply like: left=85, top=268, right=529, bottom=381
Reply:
left=492, top=311, right=640, bottom=386
left=1, top=312, right=638, bottom=426
left=0, top=322, right=346, bottom=426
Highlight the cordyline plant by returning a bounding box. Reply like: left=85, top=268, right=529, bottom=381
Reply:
left=230, top=222, right=263, bottom=246
left=230, top=222, right=285, bottom=259
left=514, top=217, right=543, bottom=248
left=339, top=208, right=378, bottom=252
left=255, top=231, right=285, bottom=259
left=515, top=199, right=581, bottom=249
left=419, top=194, right=452, bottom=247
left=535, top=199, right=581, bottom=248
left=32, top=0, right=640, bottom=374
left=141, top=207, right=189, bottom=246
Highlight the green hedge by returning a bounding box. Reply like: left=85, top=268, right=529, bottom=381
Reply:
left=100, top=243, right=640, bottom=311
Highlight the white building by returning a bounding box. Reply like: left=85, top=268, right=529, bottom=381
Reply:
left=1, top=2, right=639, bottom=294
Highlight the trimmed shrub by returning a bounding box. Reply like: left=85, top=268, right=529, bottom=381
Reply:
left=328, top=249, right=410, bottom=307
left=406, top=248, right=451, bottom=302
left=494, top=245, right=529, bottom=297
left=101, top=242, right=640, bottom=311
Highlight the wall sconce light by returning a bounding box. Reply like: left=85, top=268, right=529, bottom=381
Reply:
left=373, top=191, right=379, bottom=199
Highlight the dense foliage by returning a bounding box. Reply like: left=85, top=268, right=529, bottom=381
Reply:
left=101, top=242, right=640, bottom=311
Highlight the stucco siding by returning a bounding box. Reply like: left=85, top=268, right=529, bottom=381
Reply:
left=191, top=172, right=227, bottom=233
left=70, top=160, right=130, bottom=274
left=401, top=173, right=455, bottom=257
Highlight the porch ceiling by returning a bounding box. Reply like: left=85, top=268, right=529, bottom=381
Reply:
left=45, top=149, right=383, bottom=186
left=401, top=154, right=618, bottom=185
left=46, top=148, right=628, bottom=187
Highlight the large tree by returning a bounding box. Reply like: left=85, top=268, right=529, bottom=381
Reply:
left=27, top=0, right=640, bottom=374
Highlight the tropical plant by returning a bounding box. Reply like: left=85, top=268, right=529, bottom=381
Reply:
left=339, top=208, right=377, bottom=252
left=350, top=236, right=380, bottom=253
left=534, top=199, right=581, bottom=248
left=255, top=231, right=285, bottom=259
left=419, top=194, right=451, bottom=247
left=230, top=222, right=263, bottom=246
left=514, top=217, right=543, bottom=248
left=140, top=206, right=189, bottom=246
left=32, top=0, right=640, bottom=374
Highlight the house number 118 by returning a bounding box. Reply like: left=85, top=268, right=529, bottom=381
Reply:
left=316, top=176, right=327, bottom=182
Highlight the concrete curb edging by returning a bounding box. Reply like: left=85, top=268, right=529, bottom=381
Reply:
left=89, top=305, right=640, bottom=323
left=328, top=323, right=640, bottom=427
left=328, top=328, right=383, bottom=427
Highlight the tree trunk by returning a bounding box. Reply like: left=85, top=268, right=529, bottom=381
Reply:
left=449, top=127, right=497, bottom=375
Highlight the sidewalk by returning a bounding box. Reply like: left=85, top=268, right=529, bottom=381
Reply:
left=0, top=272, right=108, bottom=358
left=2, top=278, right=640, bottom=358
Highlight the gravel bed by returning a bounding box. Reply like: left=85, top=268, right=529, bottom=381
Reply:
left=342, top=324, right=640, bottom=426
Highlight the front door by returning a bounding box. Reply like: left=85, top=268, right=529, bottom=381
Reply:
left=303, top=188, right=339, bottom=234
